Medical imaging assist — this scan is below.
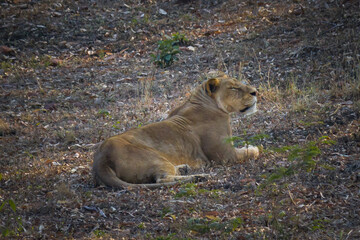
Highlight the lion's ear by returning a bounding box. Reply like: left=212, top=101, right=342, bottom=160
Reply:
left=217, top=71, right=227, bottom=77
left=206, top=78, right=220, bottom=96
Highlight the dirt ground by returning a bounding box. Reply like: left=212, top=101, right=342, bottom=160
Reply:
left=1, top=0, right=359, bottom=239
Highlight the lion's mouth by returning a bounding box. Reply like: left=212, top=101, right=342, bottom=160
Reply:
left=240, top=106, right=251, bottom=113
left=240, top=103, right=257, bottom=115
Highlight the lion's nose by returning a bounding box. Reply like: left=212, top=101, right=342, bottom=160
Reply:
left=250, top=91, right=257, bottom=96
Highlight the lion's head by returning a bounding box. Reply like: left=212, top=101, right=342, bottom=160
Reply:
left=204, top=74, right=257, bottom=115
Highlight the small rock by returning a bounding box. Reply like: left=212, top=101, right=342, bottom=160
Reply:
left=44, top=103, right=57, bottom=111
left=94, top=98, right=102, bottom=105
left=180, top=46, right=196, bottom=52
left=53, top=12, right=62, bottom=17
left=187, top=46, right=195, bottom=51
left=38, top=224, right=44, bottom=234
left=159, top=9, right=167, bottom=15
left=0, top=46, right=15, bottom=55
left=49, top=58, right=61, bottom=66
left=340, top=101, right=353, bottom=105
left=18, top=4, right=28, bottom=9
left=87, top=50, right=96, bottom=56
left=73, top=102, right=83, bottom=108
left=238, top=27, right=247, bottom=33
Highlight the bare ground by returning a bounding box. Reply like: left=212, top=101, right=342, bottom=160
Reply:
left=1, top=0, right=359, bottom=239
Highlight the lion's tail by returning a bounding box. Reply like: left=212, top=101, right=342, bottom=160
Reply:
left=93, top=156, right=194, bottom=189
left=94, top=166, right=185, bottom=189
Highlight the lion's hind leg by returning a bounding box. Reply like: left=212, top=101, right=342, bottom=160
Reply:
left=155, top=162, right=208, bottom=184
left=175, top=164, right=191, bottom=175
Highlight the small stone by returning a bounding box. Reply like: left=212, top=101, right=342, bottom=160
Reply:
left=53, top=12, right=62, bottom=17
left=159, top=9, right=167, bottom=15
left=0, top=46, right=15, bottom=55
left=50, top=58, right=61, bottom=66
left=94, top=98, right=102, bottom=105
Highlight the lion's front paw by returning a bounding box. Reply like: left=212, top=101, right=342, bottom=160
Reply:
left=246, top=145, right=259, bottom=159
left=236, top=145, right=260, bottom=160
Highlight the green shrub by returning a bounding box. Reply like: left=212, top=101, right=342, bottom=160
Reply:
left=174, top=183, right=222, bottom=199
left=0, top=199, right=24, bottom=237
left=97, top=109, right=111, bottom=118
left=151, top=33, right=188, bottom=68
left=260, top=136, right=335, bottom=187
left=92, top=229, right=106, bottom=237
left=186, top=216, right=243, bottom=234
left=0, top=60, right=13, bottom=71
left=171, top=32, right=189, bottom=46
left=227, top=132, right=269, bottom=147
left=174, top=183, right=197, bottom=198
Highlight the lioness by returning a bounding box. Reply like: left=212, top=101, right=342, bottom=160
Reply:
left=93, top=74, right=259, bottom=188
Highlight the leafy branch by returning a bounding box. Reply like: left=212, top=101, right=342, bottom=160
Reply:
left=261, top=136, right=336, bottom=187
left=0, top=199, right=25, bottom=237
left=150, top=33, right=189, bottom=68
left=227, top=132, right=269, bottom=147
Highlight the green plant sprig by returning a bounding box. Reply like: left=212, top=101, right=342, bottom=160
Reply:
left=261, top=136, right=336, bottom=187
left=151, top=33, right=189, bottom=68
left=0, top=199, right=25, bottom=237
left=227, top=132, right=269, bottom=147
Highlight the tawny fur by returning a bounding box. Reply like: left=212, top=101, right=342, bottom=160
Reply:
left=93, top=74, right=259, bottom=189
